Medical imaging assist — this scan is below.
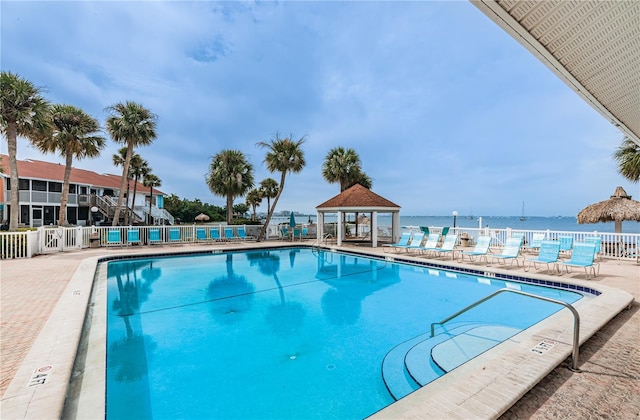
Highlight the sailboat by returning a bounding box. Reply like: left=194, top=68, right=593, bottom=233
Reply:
left=519, top=201, right=527, bottom=221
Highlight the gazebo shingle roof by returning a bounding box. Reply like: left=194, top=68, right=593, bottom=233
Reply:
left=316, top=184, right=399, bottom=209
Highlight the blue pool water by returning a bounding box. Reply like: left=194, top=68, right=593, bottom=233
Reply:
left=106, top=248, right=583, bottom=419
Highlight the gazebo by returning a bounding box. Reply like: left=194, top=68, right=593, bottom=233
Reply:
left=316, top=184, right=401, bottom=247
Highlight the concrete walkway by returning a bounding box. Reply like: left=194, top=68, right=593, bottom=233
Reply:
left=1, top=243, right=638, bottom=418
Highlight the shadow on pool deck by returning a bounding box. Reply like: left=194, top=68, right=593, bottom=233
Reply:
left=1, top=241, right=638, bottom=418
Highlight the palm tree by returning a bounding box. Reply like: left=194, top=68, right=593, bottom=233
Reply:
left=142, top=173, right=162, bottom=225
left=246, top=189, right=263, bottom=221
left=128, top=154, right=150, bottom=225
left=0, top=71, right=51, bottom=231
left=321, top=146, right=371, bottom=191
left=206, top=150, right=255, bottom=224
left=105, top=101, right=157, bottom=226
left=256, top=133, right=306, bottom=241
left=613, top=137, right=640, bottom=183
left=32, top=104, right=106, bottom=226
left=259, top=178, right=279, bottom=211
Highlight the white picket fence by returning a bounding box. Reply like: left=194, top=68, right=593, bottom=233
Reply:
left=0, top=225, right=638, bottom=261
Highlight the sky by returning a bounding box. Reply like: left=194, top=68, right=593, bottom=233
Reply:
left=1, top=0, right=637, bottom=217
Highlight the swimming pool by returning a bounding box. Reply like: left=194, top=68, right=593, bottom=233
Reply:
left=106, top=247, right=584, bottom=419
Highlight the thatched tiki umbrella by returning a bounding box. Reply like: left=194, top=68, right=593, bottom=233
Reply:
left=577, top=186, right=640, bottom=233
left=195, top=213, right=210, bottom=223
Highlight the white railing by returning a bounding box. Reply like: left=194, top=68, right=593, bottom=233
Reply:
left=0, top=225, right=638, bottom=260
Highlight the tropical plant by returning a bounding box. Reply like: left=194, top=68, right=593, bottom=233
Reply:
left=246, top=189, right=263, bottom=220
left=142, top=173, right=162, bottom=225
left=32, top=104, right=106, bottom=226
left=613, top=137, right=640, bottom=183
left=206, top=150, right=255, bottom=224
left=0, top=71, right=51, bottom=231
left=321, top=146, right=372, bottom=191
left=259, top=178, right=279, bottom=211
left=233, top=203, right=249, bottom=219
left=256, top=133, right=306, bottom=241
left=105, top=101, right=157, bottom=226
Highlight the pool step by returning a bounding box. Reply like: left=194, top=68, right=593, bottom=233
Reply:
left=382, top=324, right=521, bottom=400
left=381, top=325, right=474, bottom=401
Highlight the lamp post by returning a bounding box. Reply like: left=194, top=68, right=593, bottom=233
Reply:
left=452, top=210, right=458, bottom=228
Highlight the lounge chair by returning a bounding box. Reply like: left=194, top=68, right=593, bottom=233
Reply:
left=301, top=227, right=308, bottom=239
left=127, top=228, right=141, bottom=246
left=399, top=232, right=426, bottom=252
left=169, top=228, right=181, bottom=243
left=224, top=227, right=238, bottom=241
left=382, top=232, right=412, bottom=252
left=460, top=236, right=492, bottom=264
left=196, top=227, right=208, bottom=242
left=415, top=233, right=441, bottom=255
left=558, top=242, right=599, bottom=280
left=280, top=226, right=289, bottom=241
left=526, top=233, right=546, bottom=252
left=209, top=227, right=221, bottom=242
left=292, top=227, right=302, bottom=241
left=237, top=227, right=254, bottom=241
left=525, top=240, right=560, bottom=273
left=420, top=226, right=430, bottom=235
left=107, top=229, right=122, bottom=247
left=490, top=236, right=524, bottom=267
left=558, top=236, right=574, bottom=255
left=429, top=234, right=459, bottom=259
left=148, top=228, right=162, bottom=244
left=583, top=236, right=602, bottom=260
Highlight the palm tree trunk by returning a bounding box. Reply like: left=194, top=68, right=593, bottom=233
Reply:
left=130, top=175, right=139, bottom=225
left=258, top=172, right=286, bottom=241
left=113, top=145, right=133, bottom=226
left=7, top=121, right=19, bottom=231
left=148, top=186, right=153, bottom=225
left=226, top=195, right=233, bottom=224
left=58, top=152, right=73, bottom=226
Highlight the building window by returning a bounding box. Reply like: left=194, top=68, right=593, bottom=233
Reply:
left=33, top=180, right=47, bottom=191
left=70, top=184, right=77, bottom=194
left=18, top=179, right=30, bottom=190
left=49, top=182, right=62, bottom=193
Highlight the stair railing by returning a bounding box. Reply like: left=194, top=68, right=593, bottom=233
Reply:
left=430, top=288, right=582, bottom=372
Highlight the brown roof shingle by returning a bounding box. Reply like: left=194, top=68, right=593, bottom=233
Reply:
left=316, top=184, right=400, bottom=209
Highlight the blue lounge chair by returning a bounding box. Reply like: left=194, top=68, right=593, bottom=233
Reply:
left=415, top=233, right=441, bottom=255
left=558, top=236, right=574, bottom=255
left=196, top=227, right=208, bottom=242
left=525, top=240, right=560, bottom=273
left=209, top=227, right=221, bottom=242
left=301, top=227, right=308, bottom=238
left=127, top=228, right=141, bottom=245
left=528, top=233, right=545, bottom=250
left=280, top=226, right=289, bottom=241
left=237, top=227, right=254, bottom=241
left=169, top=228, right=181, bottom=243
left=383, top=232, right=412, bottom=252
left=107, top=229, right=122, bottom=247
left=460, top=236, right=492, bottom=264
left=490, top=236, right=524, bottom=267
left=398, top=232, right=426, bottom=252
left=224, top=227, right=238, bottom=241
left=583, top=236, right=602, bottom=260
left=292, top=227, right=302, bottom=241
left=558, top=242, right=599, bottom=280
left=148, top=228, right=162, bottom=244
left=429, top=234, right=459, bottom=259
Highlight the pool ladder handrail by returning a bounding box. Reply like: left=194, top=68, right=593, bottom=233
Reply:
left=430, top=288, right=582, bottom=372
left=312, top=233, right=333, bottom=248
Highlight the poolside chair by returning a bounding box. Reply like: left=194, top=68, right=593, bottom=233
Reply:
left=558, top=242, right=600, bottom=280
left=107, top=229, right=122, bottom=247
left=382, top=232, right=412, bottom=253
left=490, top=236, right=524, bottom=267
left=429, top=234, right=460, bottom=260
left=280, top=226, right=289, bottom=241
left=558, top=236, right=574, bottom=255
left=292, top=227, right=302, bottom=241
left=419, top=226, right=430, bottom=235
left=398, top=232, right=426, bottom=252
left=127, top=228, right=141, bottom=246
left=525, top=240, right=560, bottom=273
left=169, top=228, right=181, bottom=243
left=209, top=227, right=221, bottom=242
left=301, top=227, right=308, bottom=239
left=583, top=236, right=602, bottom=260
left=196, top=227, right=208, bottom=242
left=148, top=228, right=162, bottom=245
left=526, top=233, right=546, bottom=252
left=460, top=236, right=492, bottom=264
left=237, top=227, right=253, bottom=241
left=415, top=233, right=441, bottom=255
left=224, top=227, right=238, bottom=242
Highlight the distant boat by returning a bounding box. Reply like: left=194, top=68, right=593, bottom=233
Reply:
left=519, top=201, right=527, bottom=221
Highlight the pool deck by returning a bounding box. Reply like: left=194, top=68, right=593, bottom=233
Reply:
left=1, top=240, right=638, bottom=419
